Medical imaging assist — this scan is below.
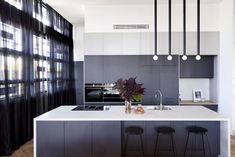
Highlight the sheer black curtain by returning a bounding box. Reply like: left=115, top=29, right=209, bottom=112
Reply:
left=0, top=0, right=75, bottom=155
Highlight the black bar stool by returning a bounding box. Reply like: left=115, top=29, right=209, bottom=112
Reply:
left=184, top=126, right=212, bottom=157
left=124, top=126, right=145, bottom=157
left=154, top=126, right=177, bottom=157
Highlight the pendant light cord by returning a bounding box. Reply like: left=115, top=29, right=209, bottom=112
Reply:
left=183, top=0, right=186, bottom=55
left=197, top=0, right=200, bottom=55
left=169, top=0, right=172, bottom=55
left=154, top=0, right=157, bottom=56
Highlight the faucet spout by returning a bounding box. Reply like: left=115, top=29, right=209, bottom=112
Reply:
left=155, top=90, right=163, bottom=110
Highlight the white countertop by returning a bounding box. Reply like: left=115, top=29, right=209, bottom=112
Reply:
left=34, top=105, right=229, bottom=121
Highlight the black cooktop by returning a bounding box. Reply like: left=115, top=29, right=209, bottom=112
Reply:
left=72, top=105, right=106, bottom=111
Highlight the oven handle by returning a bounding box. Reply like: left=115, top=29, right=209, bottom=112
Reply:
left=85, top=87, right=103, bottom=90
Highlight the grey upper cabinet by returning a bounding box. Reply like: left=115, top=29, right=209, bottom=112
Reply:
left=200, top=32, right=220, bottom=55
left=123, top=33, right=140, bottom=54
left=103, top=33, right=123, bottom=54
left=84, top=33, right=104, bottom=55
left=180, top=56, right=214, bottom=78
left=84, top=56, right=104, bottom=83
left=140, top=32, right=154, bottom=54
left=178, top=31, right=219, bottom=55
left=84, top=32, right=219, bottom=55
left=103, top=55, right=140, bottom=83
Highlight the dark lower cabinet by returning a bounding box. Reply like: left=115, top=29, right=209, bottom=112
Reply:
left=36, top=121, right=220, bottom=157
left=172, top=121, right=220, bottom=157
left=65, top=121, right=92, bottom=157
left=93, top=121, right=122, bottom=157
left=122, top=121, right=146, bottom=157
left=36, top=121, right=65, bottom=157
left=145, top=121, right=172, bottom=157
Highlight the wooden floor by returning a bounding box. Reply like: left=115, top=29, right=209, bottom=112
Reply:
left=3, top=136, right=235, bottom=157
left=232, top=135, right=235, bottom=157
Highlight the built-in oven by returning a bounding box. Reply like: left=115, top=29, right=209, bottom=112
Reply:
left=85, top=84, right=103, bottom=102
left=103, top=87, right=123, bottom=102
left=85, top=83, right=141, bottom=103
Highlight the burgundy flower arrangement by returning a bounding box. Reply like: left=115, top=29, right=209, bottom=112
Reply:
left=114, top=77, right=145, bottom=102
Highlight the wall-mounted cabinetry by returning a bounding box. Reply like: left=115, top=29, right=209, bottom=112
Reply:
left=84, top=55, right=179, bottom=105
left=180, top=56, right=214, bottom=78
left=84, top=32, right=219, bottom=55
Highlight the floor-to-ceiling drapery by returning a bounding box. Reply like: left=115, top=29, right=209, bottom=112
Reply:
left=0, top=0, right=75, bottom=155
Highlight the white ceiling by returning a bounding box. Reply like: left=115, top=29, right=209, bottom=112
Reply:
left=43, top=0, right=223, bottom=25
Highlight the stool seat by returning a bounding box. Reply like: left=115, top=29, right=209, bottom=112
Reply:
left=186, top=126, right=208, bottom=133
left=156, top=126, right=175, bottom=134
left=125, top=126, right=144, bottom=135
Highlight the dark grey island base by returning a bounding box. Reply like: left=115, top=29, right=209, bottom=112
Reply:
left=36, top=121, right=220, bottom=157
left=34, top=106, right=230, bottom=157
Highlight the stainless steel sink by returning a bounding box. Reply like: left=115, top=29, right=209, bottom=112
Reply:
left=147, top=106, right=172, bottom=111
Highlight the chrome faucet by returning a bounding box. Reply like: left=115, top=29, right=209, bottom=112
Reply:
left=155, top=90, right=163, bottom=110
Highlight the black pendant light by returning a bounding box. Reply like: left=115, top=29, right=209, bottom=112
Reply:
left=196, top=0, right=201, bottom=60
left=153, top=0, right=158, bottom=60
left=167, top=0, right=173, bottom=60
left=182, top=0, right=187, bottom=60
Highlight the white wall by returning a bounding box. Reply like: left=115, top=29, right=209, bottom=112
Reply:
left=85, top=4, right=219, bottom=32
left=218, top=0, right=234, bottom=132
left=232, top=0, right=235, bottom=134
left=73, top=24, right=85, bottom=61
left=179, top=79, right=210, bottom=101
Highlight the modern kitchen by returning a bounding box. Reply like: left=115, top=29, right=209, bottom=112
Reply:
left=0, top=0, right=235, bottom=157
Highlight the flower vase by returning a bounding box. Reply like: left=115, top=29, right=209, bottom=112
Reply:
left=125, top=100, right=132, bottom=113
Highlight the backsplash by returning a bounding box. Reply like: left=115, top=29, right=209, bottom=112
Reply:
left=179, top=78, right=210, bottom=101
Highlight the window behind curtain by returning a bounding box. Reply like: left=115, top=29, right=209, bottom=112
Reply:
left=0, top=0, right=73, bottom=101
left=0, top=0, right=75, bottom=155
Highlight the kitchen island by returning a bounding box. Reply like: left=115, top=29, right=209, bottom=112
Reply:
left=34, top=106, right=230, bottom=157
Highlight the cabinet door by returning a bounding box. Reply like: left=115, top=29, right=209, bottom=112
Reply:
left=146, top=121, right=171, bottom=157
left=157, top=32, right=169, bottom=55
left=65, top=122, right=92, bottom=157
left=84, top=56, right=104, bottom=83
left=103, top=33, right=123, bottom=54
left=178, top=32, right=219, bottom=55
left=123, top=33, right=140, bottom=54
left=140, top=32, right=154, bottom=55
left=74, top=61, right=84, bottom=104
left=84, top=33, right=104, bottom=55
left=103, top=55, right=140, bottom=83
left=36, top=121, right=64, bottom=157
left=93, top=121, right=121, bottom=157
left=201, top=32, right=219, bottom=55
left=159, top=66, right=179, bottom=105
left=180, top=56, right=214, bottom=78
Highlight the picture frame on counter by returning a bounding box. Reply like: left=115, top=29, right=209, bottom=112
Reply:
left=193, top=89, right=204, bottom=102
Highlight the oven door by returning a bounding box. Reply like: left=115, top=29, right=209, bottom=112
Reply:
left=85, top=87, right=103, bottom=102
left=103, top=94, right=123, bottom=102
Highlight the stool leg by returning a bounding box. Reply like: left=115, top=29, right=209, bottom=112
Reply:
left=171, top=133, right=177, bottom=157
left=205, top=133, right=212, bottom=157
left=201, top=133, right=206, bottom=157
left=184, top=132, right=190, bottom=157
left=140, top=134, right=145, bottom=157
left=191, top=134, right=196, bottom=157
left=154, top=133, right=159, bottom=157
left=124, top=134, right=129, bottom=157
